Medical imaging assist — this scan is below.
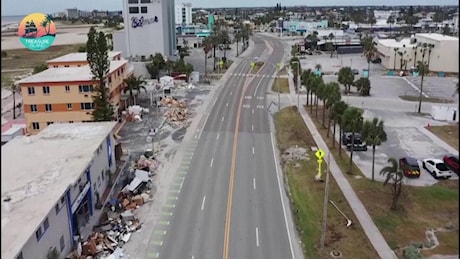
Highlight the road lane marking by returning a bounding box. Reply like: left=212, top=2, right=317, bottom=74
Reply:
left=192, top=256, right=195, bottom=259
left=252, top=125, right=254, bottom=132
left=270, top=131, right=295, bottom=258
left=221, top=116, right=225, bottom=122
left=256, top=227, right=260, bottom=247
left=213, top=99, right=217, bottom=107
left=252, top=109, right=254, bottom=114
left=164, top=204, right=176, bottom=208
left=216, top=133, right=220, bottom=140
left=230, top=91, right=233, bottom=95
left=226, top=102, right=229, bottom=107
left=243, top=104, right=250, bottom=108
left=148, top=252, right=159, bottom=258
left=151, top=241, right=163, bottom=246
left=201, top=196, right=206, bottom=210
left=223, top=64, right=264, bottom=259
left=161, top=212, right=173, bottom=216
left=253, top=178, right=256, bottom=190
left=154, top=230, right=167, bottom=235
left=210, top=158, right=214, bottom=168
left=168, top=196, right=178, bottom=200
left=252, top=146, right=255, bottom=155
left=159, top=221, right=170, bottom=225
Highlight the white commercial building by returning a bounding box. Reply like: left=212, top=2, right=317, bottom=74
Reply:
left=113, top=0, right=177, bottom=60
left=1, top=122, right=117, bottom=259
left=375, top=33, right=459, bottom=73
left=175, top=2, right=192, bottom=25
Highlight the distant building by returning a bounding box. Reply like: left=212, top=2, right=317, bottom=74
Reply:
left=65, top=8, right=79, bottom=19
left=17, top=52, right=133, bottom=134
left=375, top=33, right=459, bottom=73
left=1, top=122, right=117, bottom=259
left=282, top=20, right=329, bottom=33
left=113, top=0, right=177, bottom=60
left=175, top=2, right=192, bottom=25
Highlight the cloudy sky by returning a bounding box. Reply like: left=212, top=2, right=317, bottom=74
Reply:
left=2, top=0, right=458, bottom=16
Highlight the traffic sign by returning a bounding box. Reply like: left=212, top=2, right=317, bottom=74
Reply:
left=315, top=149, right=325, bottom=159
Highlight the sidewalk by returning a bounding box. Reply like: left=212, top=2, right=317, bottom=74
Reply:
left=285, top=73, right=397, bottom=259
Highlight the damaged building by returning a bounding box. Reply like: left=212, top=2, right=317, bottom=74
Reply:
left=1, top=122, right=118, bottom=259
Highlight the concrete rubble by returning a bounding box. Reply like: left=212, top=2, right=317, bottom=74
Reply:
left=65, top=155, right=159, bottom=259
left=160, top=97, right=191, bottom=127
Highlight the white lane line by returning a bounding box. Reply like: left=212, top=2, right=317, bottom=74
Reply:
left=216, top=133, right=220, bottom=140
left=221, top=116, right=225, bottom=122
left=252, top=125, right=254, bottom=132
left=192, top=256, right=195, bottom=259
left=201, top=196, right=206, bottom=210
left=230, top=91, right=233, bottom=96
left=252, top=146, right=255, bottom=155
left=210, top=158, right=214, bottom=168
left=213, top=99, right=217, bottom=107
left=252, top=109, right=254, bottom=114
left=226, top=102, right=229, bottom=107
left=402, top=77, right=429, bottom=98
left=270, top=132, right=295, bottom=258
left=253, top=178, right=256, bottom=190
left=256, top=227, right=260, bottom=247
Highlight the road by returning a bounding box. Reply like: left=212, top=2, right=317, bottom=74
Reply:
left=158, top=35, right=297, bottom=258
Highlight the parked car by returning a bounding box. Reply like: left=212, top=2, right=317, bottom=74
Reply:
left=443, top=154, right=459, bottom=175
left=422, top=158, right=454, bottom=179
left=399, top=156, right=421, bottom=178
left=341, top=132, right=362, bottom=145
left=371, top=57, right=382, bottom=64
left=346, top=142, right=368, bottom=151
left=352, top=69, right=360, bottom=75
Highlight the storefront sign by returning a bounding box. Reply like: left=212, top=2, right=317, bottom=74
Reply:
left=71, top=182, right=90, bottom=213
left=131, top=16, right=159, bottom=28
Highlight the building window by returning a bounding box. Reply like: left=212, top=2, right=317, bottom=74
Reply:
left=79, top=85, right=94, bottom=93
left=128, top=0, right=139, bottom=3
left=32, top=122, right=40, bottom=130
left=141, top=6, right=148, bottom=13
left=69, top=121, right=74, bottom=123
left=80, top=103, right=94, bottom=110
left=43, top=217, right=49, bottom=231
left=129, top=7, right=139, bottom=14
left=47, top=122, right=53, bottom=126
left=30, top=104, right=38, bottom=112
left=67, top=103, right=73, bottom=110
left=43, top=86, right=50, bottom=94
left=140, top=0, right=151, bottom=3
left=55, top=204, right=60, bottom=214
left=53, top=65, right=58, bottom=68
left=27, top=87, right=35, bottom=95
left=35, top=227, right=43, bottom=241
left=45, top=104, right=52, bottom=112
left=60, top=235, right=65, bottom=252
left=64, top=65, right=69, bottom=67
left=65, top=86, right=70, bottom=92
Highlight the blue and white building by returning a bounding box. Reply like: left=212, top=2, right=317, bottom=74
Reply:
left=1, top=122, right=117, bottom=259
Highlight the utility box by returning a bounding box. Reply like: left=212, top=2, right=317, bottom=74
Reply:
left=431, top=105, right=458, bottom=122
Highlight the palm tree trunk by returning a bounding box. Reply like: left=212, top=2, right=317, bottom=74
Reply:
left=213, top=46, right=216, bottom=71
left=338, top=125, right=342, bottom=157
left=417, top=75, right=424, bottom=113
left=306, top=90, right=309, bottom=106
left=315, top=98, right=319, bottom=120
left=204, top=52, right=208, bottom=78
left=236, top=41, right=239, bottom=56
left=322, top=102, right=326, bottom=127
left=310, top=94, right=314, bottom=114
left=348, top=133, right=355, bottom=173
left=332, top=120, right=336, bottom=147
left=12, top=91, right=16, bottom=119
left=371, top=145, right=376, bottom=181
left=129, top=89, right=134, bottom=106
left=367, top=61, right=370, bottom=77
left=393, top=54, right=397, bottom=71
left=326, top=114, right=331, bottom=138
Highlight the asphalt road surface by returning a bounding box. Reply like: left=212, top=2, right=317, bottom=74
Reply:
left=158, top=35, right=296, bottom=258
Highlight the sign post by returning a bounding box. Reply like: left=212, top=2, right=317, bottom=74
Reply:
left=250, top=62, right=255, bottom=73
left=314, top=148, right=325, bottom=180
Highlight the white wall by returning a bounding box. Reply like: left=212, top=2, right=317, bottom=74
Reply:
left=113, top=30, right=127, bottom=58
left=175, top=3, right=192, bottom=25
left=431, top=105, right=459, bottom=122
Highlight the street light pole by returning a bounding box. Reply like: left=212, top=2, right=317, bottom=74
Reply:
left=292, top=61, right=301, bottom=108
left=320, top=152, right=331, bottom=250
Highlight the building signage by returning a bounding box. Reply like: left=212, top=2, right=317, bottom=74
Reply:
left=71, top=182, right=90, bottom=213
left=131, top=16, right=159, bottom=28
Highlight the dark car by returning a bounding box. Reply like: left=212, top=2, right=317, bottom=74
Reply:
left=352, top=69, right=360, bottom=75
left=443, top=154, right=459, bottom=174
left=341, top=132, right=362, bottom=146
left=399, top=156, right=421, bottom=178
left=371, top=57, right=382, bottom=64
left=346, top=142, right=368, bottom=151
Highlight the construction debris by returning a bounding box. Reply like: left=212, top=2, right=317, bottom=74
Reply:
left=160, top=97, right=191, bottom=127
left=280, top=146, right=310, bottom=164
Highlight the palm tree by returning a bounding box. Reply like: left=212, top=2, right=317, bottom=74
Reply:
left=325, top=82, right=341, bottom=134
left=123, top=75, right=146, bottom=105
left=380, top=158, right=405, bottom=210
left=309, top=76, right=321, bottom=114
left=41, top=14, right=54, bottom=35
left=301, top=69, right=313, bottom=106
left=234, top=31, right=242, bottom=56
left=417, top=60, right=429, bottom=114
left=397, top=51, right=404, bottom=71
left=342, top=107, right=363, bottom=173
left=317, top=81, right=330, bottom=125
left=330, top=101, right=348, bottom=147
left=393, top=48, right=399, bottom=70
left=362, top=36, right=376, bottom=77
left=328, top=33, right=335, bottom=58
left=315, top=81, right=326, bottom=120
left=202, top=37, right=213, bottom=78
left=361, top=118, right=387, bottom=181
left=387, top=15, right=395, bottom=36
left=412, top=45, right=418, bottom=67
left=3, top=78, right=19, bottom=119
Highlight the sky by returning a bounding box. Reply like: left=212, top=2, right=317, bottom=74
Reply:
left=2, top=0, right=458, bottom=16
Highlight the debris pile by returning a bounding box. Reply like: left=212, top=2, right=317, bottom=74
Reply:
left=161, top=97, right=191, bottom=127
left=124, top=105, right=149, bottom=122
left=280, top=146, right=310, bottom=164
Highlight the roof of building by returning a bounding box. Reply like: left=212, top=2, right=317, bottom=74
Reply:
left=17, top=60, right=127, bottom=84
left=1, top=122, right=116, bottom=259
left=377, top=38, right=416, bottom=48
left=47, top=51, right=122, bottom=63
left=416, top=33, right=459, bottom=42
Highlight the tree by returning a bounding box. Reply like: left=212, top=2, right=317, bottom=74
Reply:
left=301, top=69, right=313, bottom=106
left=387, top=15, right=395, bottom=36
left=309, top=75, right=322, bottom=114
left=290, top=57, right=300, bottom=87
left=362, top=36, right=376, bottom=76
left=234, top=31, right=242, bottom=56
left=325, top=82, right=341, bottom=133
left=145, top=53, right=165, bottom=79
left=361, top=118, right=387, bottom=181
left=442, top=24, right=450, bottom=35
left=86, top=27, right=114, bottom=121
left=328, top=33, right=335, bottom=58
left=3, top=78, right=19, bottom=119
left=316, top=80, right=328, bottom=123
left=380, top=158, right=404, bottom=210
left=342, top=107, right=363, bottom=173
left=202, top=37, right=213, bottom=77
left=123, top=75, right=146, bottom=105
left=416, top=60, right=429, bottom=114
left=330, top=101, right=348, bottom=149
left=338, top=66, right=355, bottom=94
left=397, top=51, right=404, bottom=71
left=367, top=11, right=376, bottom=31
left=40, top=14, right=54, bottom=35
left=353, top=77, right=371, bottom=96
left=393, top=48, right=399, bottom=71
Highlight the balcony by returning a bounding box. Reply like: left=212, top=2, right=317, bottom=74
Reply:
left=126, top=65, right=134, bottom=76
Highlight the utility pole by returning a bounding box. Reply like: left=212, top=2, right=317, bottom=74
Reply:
left=320, top=152, right=331, bottom=250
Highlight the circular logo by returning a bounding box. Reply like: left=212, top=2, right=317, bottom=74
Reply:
left=18, top=13, right=56, bottom=51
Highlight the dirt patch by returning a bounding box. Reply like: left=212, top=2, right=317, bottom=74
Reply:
left=272, top=77, right=290, bottom=93
left=426, top=124, right=459, bottom=150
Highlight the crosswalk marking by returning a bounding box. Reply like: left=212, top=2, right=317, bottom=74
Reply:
left=257, top=105, right=264, bottom=109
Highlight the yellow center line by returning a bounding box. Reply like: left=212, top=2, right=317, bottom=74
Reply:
left=223, top=60, right=268, bottom=259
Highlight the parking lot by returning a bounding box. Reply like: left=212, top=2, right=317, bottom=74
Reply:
left=404, top=76, right=458, bottom=100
